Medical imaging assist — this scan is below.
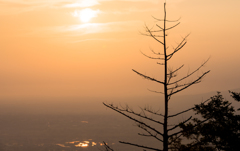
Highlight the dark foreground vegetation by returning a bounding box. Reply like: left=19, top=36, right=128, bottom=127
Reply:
left=171, top=91, right=240, bottom=151
left=103, top=91, right=240, bottom=151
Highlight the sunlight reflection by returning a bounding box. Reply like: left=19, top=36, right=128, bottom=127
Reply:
left=56, top=144, right=69, bottom=148
left=67, top=141, right=80, bottom=144
left=58, top=140, right=109, bottom=148
left=75, top=141, right=89, bottom=147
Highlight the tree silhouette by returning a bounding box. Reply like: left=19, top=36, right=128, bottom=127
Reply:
left=171, top=91, right=240, bottom=151
left=103, top=2, right=210, bottom=151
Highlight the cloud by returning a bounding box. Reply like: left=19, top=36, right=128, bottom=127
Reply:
left=59, top=20, right=142, bottom=35
left=63, top=0, right=100, bottom=8
left=117, top=0, right=159, bottom=3
left=0, top=0, right=100, bottom=14
left=68, top=38, right=114, bottom=43
left=111, top=7, right=160, bottom=15
left=0, top=0, right=161, bottom=14
left=28, top=20, right=142, bottom=40
left=0, top=0, right=57, bottom=14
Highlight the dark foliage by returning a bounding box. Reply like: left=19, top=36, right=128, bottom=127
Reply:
left=172, top=91, right=240, bottom=151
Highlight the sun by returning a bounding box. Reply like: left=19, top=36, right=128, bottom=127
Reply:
left=72, top=8, right=100, bottom=23
left=79, top=8, right=98, bottom=23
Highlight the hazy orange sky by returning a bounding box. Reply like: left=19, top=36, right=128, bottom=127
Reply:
left=1, top=0, right=240, bottom=100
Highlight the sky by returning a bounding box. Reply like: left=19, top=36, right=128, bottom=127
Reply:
left=0, top=0, right=240, bottom=101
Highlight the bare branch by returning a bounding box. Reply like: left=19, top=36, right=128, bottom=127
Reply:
left=137, top=124, right=163, bottom=142
left=145, top=25, right=164, bottom=45
left=152, top=16, right=181, bottom=22
left=169, top=70, right=210, bottom=96
left=103, top=141, right=114, bottom=151
left=147, top=29, right=163, bottom=33
left=168, top=98, right=210, bottom=118
left=165, top=22, right=180, bottom=31
left=168, top=58, right=210, bottom=85
left=132, top=69, right=165, bottom=85
left=119, top=141, right=162, bottom=151
left=168, top=89, right=174, bottom=101
left=141, top=33, right=164, bottom=38
left=175, top=41, right=187, bottom=52
left=157, top=62, right=165, bottom=65
left=167, top=53, right=174, bottom=61
left=167, top=42, right=187, bottom=60
left=143, top=107, right=164, bottom=117
left=115, top=104, right=164, bottom=125
left=103, top=103, right=163, bottom=136
left=138, top=133, right=163, bottom=142
left=117, top=106, right=164, bottom=125
left=167, top=116, right=192, bottom=132
left=149, top=47, right=164, bottom=56
left=140, top=51, right=165, bottom=60
left=169, top=64, right=184, bottom=75
left=140, top=24, right=163, bottom=34
left=167, top=34, right=189, bottom=60
left=167, top=68, right=178, bottom=84
left=148, top=89, right=164, bottom=94
left=169, top=118, right=210, bottom=137
left=156, top=24, right=164, bottom=30
left=168, top=108, right=193, bottom=118
left=167, top=81, right=201, bottom=91
left=175, top=34, right=190, bottom=50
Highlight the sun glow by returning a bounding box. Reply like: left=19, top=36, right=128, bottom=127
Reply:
left=73, top=8, right=99, bottom=23
left=64, top=0, right=99, bottom=8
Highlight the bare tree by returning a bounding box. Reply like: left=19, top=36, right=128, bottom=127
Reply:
left=103, top=2, right=210, bottom=151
